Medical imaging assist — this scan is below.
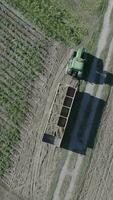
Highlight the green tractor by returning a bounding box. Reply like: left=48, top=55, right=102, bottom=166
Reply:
left=66, top=47, right=86, bottom=78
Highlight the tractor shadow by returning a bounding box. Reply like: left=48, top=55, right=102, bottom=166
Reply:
left=82, top=52, right=113, bottom=86
left=61, top=52, right=113, bottom=154
left=61, top=92, right=105, bottom=154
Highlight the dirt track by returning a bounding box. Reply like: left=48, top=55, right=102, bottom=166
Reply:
left=52, top=0, right=113, bottom=199
left=74, top=0, right=113, bottom=199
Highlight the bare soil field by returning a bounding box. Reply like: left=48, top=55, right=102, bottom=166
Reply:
left=0, top=182, right=23, bottom=200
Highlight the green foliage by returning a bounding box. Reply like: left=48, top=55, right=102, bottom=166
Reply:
left=95, top=0, right=107, bottom=16
left=4, top=0, right=87, bottom=45
left=0, top=127, right=20, bottom=175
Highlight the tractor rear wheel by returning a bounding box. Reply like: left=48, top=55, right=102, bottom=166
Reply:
left=67, top=68, right=73, bottom=75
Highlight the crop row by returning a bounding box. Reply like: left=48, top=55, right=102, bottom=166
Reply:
left=0, top=3, right=49, bottom=175
left=0, top=19, right=47, bottom=61
left=3, top=0, right=86, bottom=45
left=0, top=1, right=46, bottom=41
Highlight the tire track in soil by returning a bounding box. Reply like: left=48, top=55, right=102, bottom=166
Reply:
left=52, top=151, right=72, bottom=200
left=64, top=155, right=83, bottom=200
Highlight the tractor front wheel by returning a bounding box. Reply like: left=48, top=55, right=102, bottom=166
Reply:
left=77, top=71, right=82, bottom=78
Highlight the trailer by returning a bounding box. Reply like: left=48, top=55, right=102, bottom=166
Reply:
left=42, top=81, right=92, bottom=155
left=42, top=82, right=86, bottom=151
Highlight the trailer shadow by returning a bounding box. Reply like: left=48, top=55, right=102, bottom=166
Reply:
left=82, top=52, right=113, bottom=86
left=61, top=92, right=106, bottom=154
left=61, top=52, right=113, bottom=154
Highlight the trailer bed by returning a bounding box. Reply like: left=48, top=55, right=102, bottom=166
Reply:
left=42, top=82, right=78, bottom=146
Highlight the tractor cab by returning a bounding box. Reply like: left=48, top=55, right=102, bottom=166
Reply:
left=66, top=47, right=86, bottom=78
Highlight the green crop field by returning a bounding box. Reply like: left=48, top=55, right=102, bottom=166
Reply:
left=4, top=0, right=107, bottom=47
left=0, top=2, right=49, bottom=175
left=3, top=0, right=87, bottom=46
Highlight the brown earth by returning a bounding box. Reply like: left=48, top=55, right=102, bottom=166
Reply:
left=0, top=181, right=23, bottom=200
